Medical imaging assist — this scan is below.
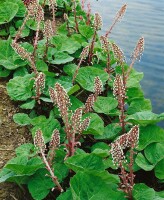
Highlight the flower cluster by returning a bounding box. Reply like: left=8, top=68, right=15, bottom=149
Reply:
left=94, top=13, right=103, bottom=31
left=115, top=4, right=127, bottom=22
left=100, top=36, right=110, bottom=52
left=94, top=76, right=103, bottom=96
left=84, top=76, right=103, bottom=113
left=49, top=83, right=70, bottom=119
left=111, top=141, right=125, bottom=166
left=11, top=41, right=32, bottom=61
left=49, top=83, right=90, bottom=157
left=34, top=72, right=45, bottom=100
left=43, top=20, right=54, bottom=39
left=110, top=125, right=139, bottom=166
left=113, top=75, right=126, bottom=106
left=80, top=46, right=89, bottom=59
left=131, top=37, right=145, bottom=62
left=112, top=43, right=125, bottom=63
left=34, top=129, right=63, bottom=192
left=34, top=129, right=46, bottom=153
left=49, top=129, right=60, bottom=149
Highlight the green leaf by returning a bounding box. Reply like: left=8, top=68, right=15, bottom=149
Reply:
left=135, top=153, right=154, bottom=171
left=95, top=123, right=121, bottom=140
left=137, top=125, right=164, bottom=151
left=13, top=113, right=31, bottom=125
left=126, top=87, right=144, bottom=102
left=0, top=2, right=18, bottom=24
left=51, top=35, right=81, bottom=54
left=48, top=48, right=74, bottom=65
left=69, top=96, right=84, bottom=111
left=0, top=39, right=27, bottom=70
left=126, top=111, right=164, bottom=126
left=63, top=64, right=77, bottom=76
left=0, top=168, right=15, bottom=183
left=5, top=157, right=43, bottom=176
left=70, top=171, right=125, bottom=200
left=76, top=66, right=109, bottom=92
left=79, top=25, right=94, bottom=39
left=127, top=70, right=143, bottom=88
left=93, top=96, right=118, bottom=114
left=26, top=19, right=44, bottom=31
left=91, top=142, right=110, bottom=158
left=36, top=59, right=48, bottom=72
left=7, top=74, right=34, bottom=101
left=31, top=115, right=60, bottom=143
left=65, top=153, right=105, bottom=172
left=154, top=191, right=164, bottom=200
left=53, top=163, right=69, bottom=182
left=16, top=143, right=36, bottom=157
left=57, top=189, right=73, bottom=200
left=155, top=159, right=164, bottom=180
left=144, top=143, right=164, bottom=165
left=20, top=99, right=36, bottom=109
left=83, top=113, right=104, bottom=135
left=0, top=66, right=10, bottom=77
left=13, top=67, right=28, bottom=77
left=127, top=98, right=152, bottom=114
left=133, top=183, right=155, bottom=200
left=28, top=169, right=54, bottom=200
left=68, top=85, right=80, bottom=96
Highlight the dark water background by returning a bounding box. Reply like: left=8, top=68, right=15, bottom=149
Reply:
left=89, top=0, right=164, bottom=127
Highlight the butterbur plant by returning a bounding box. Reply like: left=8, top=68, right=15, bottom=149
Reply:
left=88, top=12, right=103, bottom=64
left=0, top=1, right=164, bottom=200
left=34, top=129, right=63, bottom=192
left=49, top=83, right=90, bottom=158
left=110, top=125, right=139, bottom=199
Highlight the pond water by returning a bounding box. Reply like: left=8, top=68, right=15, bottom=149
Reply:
left=89, top=0, right=164, bottom=127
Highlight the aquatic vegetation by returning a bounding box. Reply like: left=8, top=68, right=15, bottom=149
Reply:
left=0, top=0, right=164, bottom=199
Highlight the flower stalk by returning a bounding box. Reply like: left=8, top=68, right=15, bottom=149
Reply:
left=49, top=83, right=90, bottom=158
left=110, top=125, right=139, bottom=199
left=34, top=129, right=63, bottom=192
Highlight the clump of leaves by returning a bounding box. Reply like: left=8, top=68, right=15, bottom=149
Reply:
left=0, top=0, right=164, bottom=200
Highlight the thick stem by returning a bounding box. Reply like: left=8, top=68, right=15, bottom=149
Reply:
left=88, top=30, right=97, bottom=64
left=107, top=50, right=111, bottom=70
left=48, top=147, right=56, bottom=167
left=120, top=101, right=126, bottom=134
left=14, top=12, right=29, bottom=42
left=40, top=149, right=63, bottom=192
left=43, top=37, right=49, bottom=61
left=73, top=0, right=79, bottom=33
left=51, top=2, right=56, bottom=33
left=72, top=58, right=83, bottom=84
left=33, top=20, right=41, bottom=59
left=128, top=148, right=134, bottom=199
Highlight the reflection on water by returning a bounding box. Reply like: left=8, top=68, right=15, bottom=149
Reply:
left=89, top=0, right=164, bottom=127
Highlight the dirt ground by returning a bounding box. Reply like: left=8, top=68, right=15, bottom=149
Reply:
left=0, top=80, right=32, bottom=200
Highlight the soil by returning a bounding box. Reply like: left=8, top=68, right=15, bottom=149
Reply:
left=0, top=80, right=32, bottom=200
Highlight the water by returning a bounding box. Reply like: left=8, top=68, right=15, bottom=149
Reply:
left=89, top=0, right=164, bottom=127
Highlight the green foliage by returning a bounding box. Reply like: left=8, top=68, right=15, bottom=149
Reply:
left=0, top=0, right=163, bottom=199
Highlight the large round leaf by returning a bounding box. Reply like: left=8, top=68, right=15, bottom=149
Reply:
left=76, top=66, right=109, bottom=92
left=155, top=159, right=164, bottom=180
left=83, top=113, right=104, bottom=135
left=0, top=39, right=27, bottom=70
left=144, top=143, right=164, bottom=165
left=126, top=111, right=164, bottom=126
left=133, top=183, right=155, bottom=200
left=137, top=125, right=164, bottom=151
left=70, top=171, right=126, bottom=200
left=93, top=96, right=118, bottom=114
left=7, top=74, right=34, bottom=101
left=0, top=2, right=18, bottom=25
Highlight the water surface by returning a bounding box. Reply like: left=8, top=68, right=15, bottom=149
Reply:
left=89, top=0, right=164, bottom=126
